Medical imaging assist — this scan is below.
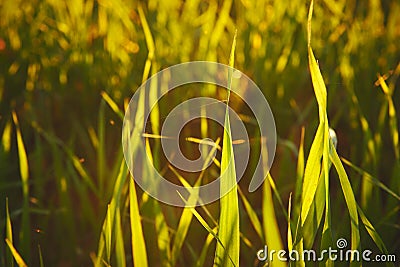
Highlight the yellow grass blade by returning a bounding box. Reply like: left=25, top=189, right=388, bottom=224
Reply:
left=101, top=91, right=124, bottom=120
left=6, top=198, right=14, bottom=267
left=238, top=187, right=264, bottom=242
left=12, top=112, right=30, bottom=261
left=129, top=178, right=148, bottom=267
left=262, top=172, right=285, bottom=267
left=171, top=138, right=221, bottom=265
left=5, top=239, right=27, bottom=267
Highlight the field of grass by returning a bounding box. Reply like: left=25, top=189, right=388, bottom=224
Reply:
left=0, top=0, right=399, bottom=266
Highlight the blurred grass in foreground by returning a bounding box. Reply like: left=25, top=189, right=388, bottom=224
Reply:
left=1, top=0, right=399, bottom=266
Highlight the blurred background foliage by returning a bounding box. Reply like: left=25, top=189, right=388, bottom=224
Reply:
left=0, top=0, right=399, bottom=266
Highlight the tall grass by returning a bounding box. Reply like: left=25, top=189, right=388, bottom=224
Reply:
left=1, top=0, right=399, bottom=266
left=213, top=32, right=240, bottom=267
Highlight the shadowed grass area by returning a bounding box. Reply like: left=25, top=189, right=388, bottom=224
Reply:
left=1, top=0, right=399, bottom=266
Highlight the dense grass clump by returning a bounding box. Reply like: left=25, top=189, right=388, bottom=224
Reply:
left=1, top=0, right=399, bottom=266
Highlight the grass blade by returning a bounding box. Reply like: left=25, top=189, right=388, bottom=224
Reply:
left=171, top=192, right=197, bottom=266
left=142, top=140, right=171, bottom=267
left=105, top=205, right=112, bottom=263
left=98, top=100, right=106, bottom=198
left=300, top=22, right=327, bottom=222
left=31, top=122, right=99, bottom=196
left=305, top=3, right=334, bottom=259
left=294, top=127, right=305, bottom=215
left=177, top=192, right=235, bottom=266
left=238, top=187, right=264, bottom=242
left=214, top=31, right=240, bottom=267
left=330, top=148, right=361, bottom=263
left=302, top=171, right=325, bottom=249
left=12, top=112, right=30, bottom=261
left=138, top=3, right=155, bottom=83
left=95, top=160, right=128, bottom=266
left=152, top=200, right=171, bottom=267
left=171, top=138, right=221, bottom=266
left=196, top=230, right=216, bottom=267
left=300, top=123, right=323, bottom=225
left=6, top=197, right=14, bottom=267
left=38, top=245, right=44, bottom=267
left=129, top=178, right=148, bottom=267
left=287, top=193, right=293, bottom=252
left=357, top=205, right=395, bottom=267
left=342, top=157, right=400, bottom=201
left=1, top=119, right=12, bottom=153
left=101, top=91, right=124, bottom=120
left=377, top=74, right=399, bottom=160
left=114, top=208, right=126, bottom=267
left=262, top=172, right=285, bottom=267
left=5, top=239, right=27, bottom=267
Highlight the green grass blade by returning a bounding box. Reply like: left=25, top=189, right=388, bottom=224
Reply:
left=138, top=3, right=155, bottom=83
left=171, top=197, right=196, bottom=266
left=330, top=148, right=361, bottom=261
left=300, top=123, right=323, bottom=225
left=341, top=157, right=400, bottom=201
left=287, top=193, right=293, bottom=252
left=95, top=163, right=127, bottom=265
left=98, top=100, right=106, bottom=198
left=294, top=127, right=305, bottom=215
left=179, top=194, right=217, bottom=239
left=114, top=208, right=126, bottom=267
left=307, top=0, right=327, bottom=116
left=262, top=173, right=285, bottom=267
left=95, top=216, right=107, bottom=266
left=30, top=122, right=99, bottom=196
left=171, top=138, right=221, bottom=266
left=129, top=178, right=148, bottom=267
left=320, top=126, right=333, bottom=265
left=357, top=206, right=396, bottom=267
left=98, top=90, right=125, bottom=197
left=357, top=206, right=393, bottom=260
left=300, top=30, right=327, bottom=223
left=153, top=200, right=171, bottom=267
left=377, top=75, right=399, bottom=160
left=238, top=187, right=264, bottom=242
left=267, top=173, right=288, bottom=220
left=96, top=160, right=128, bottom=266
left=141, top=140, right=171, bottom=267
left=305, top=4, right=334, bottom=259
left=302, top=171, right=325, bottom=249
left=69, top=150, right=99, bottom=195
left=12, top=112, right=30, bottom=262
left=196, top=230, right=216, bottom=267
left=293, top=128, right=307, bottom=267
left=177, top=192, right=235, bottom=266
left=214, top=31, right=240, bottom=267
left=301, top=4, right=337, bottom=264
left=149, top=64, right=160, bottom=136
